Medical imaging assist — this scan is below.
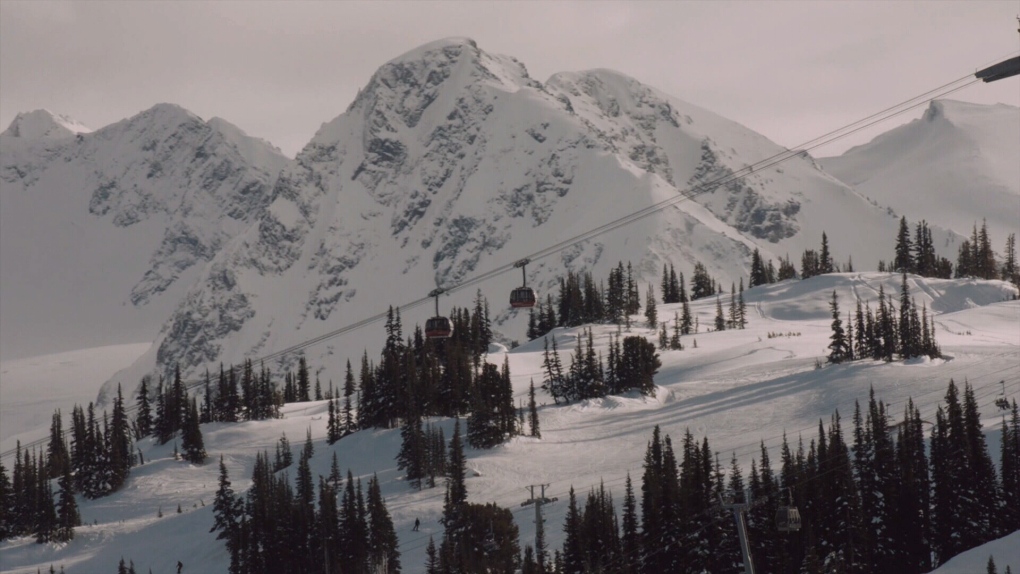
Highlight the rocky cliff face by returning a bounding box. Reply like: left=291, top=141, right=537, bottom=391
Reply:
left=0, top=104, right=290, bottom=359
left=104, top=37, right=925, bottom=397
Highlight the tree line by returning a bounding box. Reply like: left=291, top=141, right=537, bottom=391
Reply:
left=536, top=380, right=1018, bottom=574
left=827, top=273, right=942, bottom=365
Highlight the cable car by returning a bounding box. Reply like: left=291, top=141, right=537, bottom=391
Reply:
left=776, top=488, right=802, bottom=532
left=510, top=258, right=537, bottom=308
left=425, top=288, right=453, bottom=339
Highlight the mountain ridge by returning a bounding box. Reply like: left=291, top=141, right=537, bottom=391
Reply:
left=99, top=38, right=955, bottom=399
left=820, top=98, right=1019, bottom=242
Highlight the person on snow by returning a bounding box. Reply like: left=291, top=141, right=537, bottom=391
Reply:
left=413, top=517, right=420, bottom=531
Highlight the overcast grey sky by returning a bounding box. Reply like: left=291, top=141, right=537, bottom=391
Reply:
left=1, top=1, right=1017, bottom=157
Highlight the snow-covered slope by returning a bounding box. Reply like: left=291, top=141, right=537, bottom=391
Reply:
left=2, top=274, right=1016, bottom=573
left=0, top=343, right=151, bottom=454
left=1, top=109, right=92, bottom=139
left=821, top=99, right=1020, bottom=242
left=0, top=105, right=292, bottom=360
left=928, top=530, right=1020, bottom=573
left=108, top=38, right=948, bottom=394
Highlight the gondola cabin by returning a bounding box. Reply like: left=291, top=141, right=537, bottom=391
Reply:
left=776, top=506, right=802, bottom=532
left=425, top=316, right=453, bottom=339
left=510, top=286, right=537, bottom=308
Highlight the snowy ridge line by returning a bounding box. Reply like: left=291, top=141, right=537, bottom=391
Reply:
left=0, top=73, right=988, bottom=461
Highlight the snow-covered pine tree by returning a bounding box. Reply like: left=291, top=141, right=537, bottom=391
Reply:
left=528, top=380, right=540, bottom=438
left=53, top=462, right=79, bottom=542
left=135, top=375, right=153, bottom=438
left=644, top=284, right=657, bottom=329
left=180, top=397, right=206, bottom=464
left=397, top=411, right=426, bottom=489
left=894, top=216, right=914, bottom=272
left=714, top=296, right=726, bottom=331
left=828, top=291, right=848, bottom=364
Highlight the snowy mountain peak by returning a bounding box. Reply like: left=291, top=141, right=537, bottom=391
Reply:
left=103, top=37, right=933, bottom=392
left=1, top=102, right=292, bottom=360
left=923, top=98, right=1017, bottom=124
left=312, top=38, right=536, bottom=153
left=822, top=99, right=1019, bottom=241
left=1, top=109, right=92, bottom=139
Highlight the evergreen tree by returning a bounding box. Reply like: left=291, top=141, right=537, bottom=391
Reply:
left=680, top=300, right=692, bottom=335
left=1001, top=400, right=1020, bottom=532
left=327, top=392, right=340, bottom=445
left=343, top=359, right=356, bottom=435
left=894, top=216, right=914, bottom=272
left=750, top=248, right=768, bottom=287
left=46, top=410, right=69, bottom=480
left=820, top=232, right=834, bottom=274
left=135, top=376, right=153, bottom=438
left=621, top=474, right=639, bottom=574
left=108, top=385, right=133, bottom=490
left=425, top=537, right=440, bottom=574
left=297, top=356, right=311, bottom=402
left=617, top=336, right=660, bottom=396
left=777, top=254, right=797, bottom=281
left=397, top=410, right=426, bottom=489
left=202, top=369, right=214, bottom=423
left=644, top=284, right=657, bottom=329
left=561, top=487, right=584, bottom=574
left=366, top=475, right=401, bottom=573
left=827, top=291, right=848, bottom=363
left=443, top=420, right=467, bottom=525
left=714, top=296, right=726, bottom=331
left=737, top=279, right=747, bottom=329
left=1003, top=233, right=1018, bottom=286
left=691, top=262, right=714, bottom=300
left=180, top=398, right=206, bottom=464
left=0, top=462, right=11, bottom=541
left=53, top=462, right=79, bottom=542
left=528, top=380, right=541, bottom=438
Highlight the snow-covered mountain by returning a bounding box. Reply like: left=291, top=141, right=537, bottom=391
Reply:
left=0, top=104, right=291, bottom=360
left=821, top=99, right=1020, bottom=242
left=106, top=38, right=951, bottom=394
left=1, top=109, right=93, bottom=139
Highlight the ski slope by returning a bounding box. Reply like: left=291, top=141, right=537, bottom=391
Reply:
left=0, top=273, right=1017, bottom=573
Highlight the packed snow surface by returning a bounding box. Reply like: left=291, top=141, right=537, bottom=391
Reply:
left=1, top=273, right=1017, bottom=573
left=928, top=530, right=1020, bottom=573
